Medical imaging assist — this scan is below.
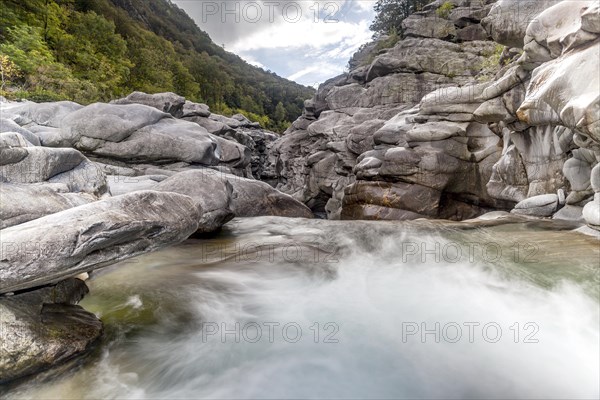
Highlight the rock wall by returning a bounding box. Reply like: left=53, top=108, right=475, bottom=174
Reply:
left=272, top=0, right=600, bottom=230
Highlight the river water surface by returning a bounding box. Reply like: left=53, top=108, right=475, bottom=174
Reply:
left=7, top=217, right=600, bottom=399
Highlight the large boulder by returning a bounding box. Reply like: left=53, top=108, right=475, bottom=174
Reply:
left=517, top=42, right=600, bottom=140
left=111, top=91, right=186, bottom=118
left=102, top=169, right=312, bottom=231
left=184, top=115, right=235, bottom=136
left=481, top=0, right=562, bottom=48
left=583, top=164, right=600, bottom=229
left=0, top=118, right=41, bottom=146
left=57, top=103, right=249, bottom=167
left=56, top=102, right=168, bottom=147
left=154, top=170, right=235, bottom=234
left=341, top=181, right=442, bottom=220
left=226, top=174, right=314, bottom=218
left=523, top=1, right=598, bottom=62
left=0, top=191, right=200, bottom=294
left=0, top=132, right=108, bottom=196
left=511, top=193, right=560, bottom=216
left=0, top=279, right=102, bottom=383
left=0, top=183, right=96, bottom=229
left=1, top=101, right=82, bottom=128
left=181, top=100, right=211, bottom=118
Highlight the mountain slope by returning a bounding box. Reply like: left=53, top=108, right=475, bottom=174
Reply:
left=0, top=0, right=314, bottom=131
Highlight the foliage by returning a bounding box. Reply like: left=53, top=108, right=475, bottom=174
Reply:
left=436, top=1, right=455, bottom=19
left=0, top=54, right=22, bottom=91
left=477, top=44, right=507, bottom=82
left=370, top=0, right=430, bottom=37
left=0, top=0, right=314, bottom=132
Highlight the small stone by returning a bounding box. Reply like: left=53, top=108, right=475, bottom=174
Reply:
left=557, top=189, right=566, bottom=205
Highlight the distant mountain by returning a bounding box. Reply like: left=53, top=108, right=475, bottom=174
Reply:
left=0, top=0, right=315, bottom=131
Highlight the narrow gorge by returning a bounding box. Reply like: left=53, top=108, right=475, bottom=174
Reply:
left=0, top=0, right=599, bottom=398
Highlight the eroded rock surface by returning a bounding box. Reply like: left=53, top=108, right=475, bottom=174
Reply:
left=0, top=279, right=102, bottom=384
left=270, top=0, right=600, bottom=232
left=0, top=191, right=200, bottom=294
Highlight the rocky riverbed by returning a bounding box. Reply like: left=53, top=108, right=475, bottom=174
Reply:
left=0, top=91, right=312, bottom=382
left=1, top=0, right=599, bottom=388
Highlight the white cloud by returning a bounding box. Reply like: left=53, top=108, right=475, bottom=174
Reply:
left=241, top=54, right=267, bottom=69
left=229, top=11, right=373, bottom=53
left=287, top=61, right=341, bottom=82
left=173, top=0, right=377, bottom=85
left=352, top=0, right=378, bottom=12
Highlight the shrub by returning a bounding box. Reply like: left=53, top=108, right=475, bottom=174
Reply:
left=436, top=1, right=455, bottom=19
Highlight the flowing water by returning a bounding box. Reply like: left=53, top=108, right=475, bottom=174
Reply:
left=6, top=217, right=600, bottom=399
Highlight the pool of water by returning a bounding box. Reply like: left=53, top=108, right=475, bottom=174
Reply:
left=6, top=217, right=600, bottom=399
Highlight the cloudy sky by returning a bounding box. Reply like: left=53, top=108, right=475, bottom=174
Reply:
left=172, top=1, right=377, bottom=87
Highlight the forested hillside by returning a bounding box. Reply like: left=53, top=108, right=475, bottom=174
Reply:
left=0, top=0, right=315, bottom=131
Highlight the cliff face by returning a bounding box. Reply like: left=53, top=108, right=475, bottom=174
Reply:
left=271, top=0, right=600, bottom=230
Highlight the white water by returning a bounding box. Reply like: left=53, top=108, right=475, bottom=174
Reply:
left=7, top=217, right=600, bottom=399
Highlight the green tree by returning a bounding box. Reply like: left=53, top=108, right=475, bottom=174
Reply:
left=0, top=55, right=22, bottom=91
left=370, top=0, right=430, bottom=36
left=274, top=101, right=287, bottom=123
left=0, top=25, right=55, bottom=75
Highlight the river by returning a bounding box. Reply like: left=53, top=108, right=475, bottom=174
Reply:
left=7, top=217, right=600, bottom=399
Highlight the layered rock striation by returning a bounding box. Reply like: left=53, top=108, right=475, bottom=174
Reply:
left=271, top=0, right=600, bottom=230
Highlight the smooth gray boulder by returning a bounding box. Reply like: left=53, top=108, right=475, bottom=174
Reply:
left=590, top=162, right=600, bottom=192
left=209, top=113, right=242, bottom=129
left=0, top=278, right=102, bottom=383
left=154, top=170, right=235, bottom=234
left=91, top=117, right=219, bottom=165
left=155, top=169, right=313, bottom=220
left=523, top=1, right=598, bottom=62
left=57, top=103, right=249, bottom=168
left=231, top=113, right=261, bottom=128
left=0, top=134, right=108, bottom=196
left=1, top=101, right=82, bottom=127
left=481, top=0, right=562, bottom=48
left=227, top=174, right=314, bottom=218
left=0, top=118, right=41, bottom=146
left=0, top=183, right=96, bottom=229
left=184, top=115, right=235, bottom=136
left=111, top=91, right=186, bottom=117
left=563, top=156, right=592, bottom=191
left=181, top=100, right=211, bottom=118
left=364, top=39, right=495, bottom=83
left=517, top=44, right=600, bottom=139
left=58, top=102, right=168, bottom=145
left=583, top=166, right=600, bottom=229
left=511, top=194, right=559, bottom=217
left=583, top=193, right=600, bottom=228
left=582, top=1, right=600, bottom=33
left=0, top=191, right=200, bottom=294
